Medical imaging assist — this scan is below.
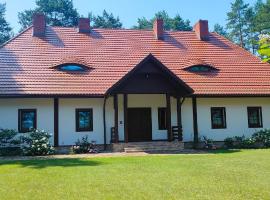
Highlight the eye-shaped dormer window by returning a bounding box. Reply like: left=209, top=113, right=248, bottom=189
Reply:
left=184, top=65, right=218, bottom=73
left=58, top=64, right=87, bottom=72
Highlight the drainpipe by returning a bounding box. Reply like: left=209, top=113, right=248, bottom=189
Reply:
left=103, top=95, right=108, bottom=150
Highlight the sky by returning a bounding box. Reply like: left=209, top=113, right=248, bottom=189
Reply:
left=0, top=0, right=259, bottom=33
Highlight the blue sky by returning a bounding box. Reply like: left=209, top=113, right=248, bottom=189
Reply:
left=0, top=0, right=259, bottom=33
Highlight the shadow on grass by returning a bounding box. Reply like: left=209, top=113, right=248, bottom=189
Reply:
left=0, top=158, right=103, bottom=169
left=206, top=149, right=242, bottom=154
left=145, top=149, right=242, bottom=155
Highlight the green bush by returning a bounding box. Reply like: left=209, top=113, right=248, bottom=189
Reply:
left=252, top=129, right=270, bottom=147
left=0, top=147, right=22, bottom=156
left=72, top=136, right=98, bottom=154
left=22, top=129, right=54, bottom=156
left=224, top=137, right=234, bottom=148
left=240, top=138, right=256, bottom=149
left=0, top=129, right=17, bottom=146
left=224, top=135, right=256, bottom=149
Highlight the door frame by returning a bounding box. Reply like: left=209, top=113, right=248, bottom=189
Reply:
left=127, top=107, right=152, bottom=142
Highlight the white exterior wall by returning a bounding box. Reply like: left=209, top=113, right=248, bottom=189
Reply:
left=0, top=97, right=269, bottom=145
left=196, top=98, right=270, bottom=141
left=0, top=98, right=54, bottom=143
left=58, top=98, right=106, bottom=145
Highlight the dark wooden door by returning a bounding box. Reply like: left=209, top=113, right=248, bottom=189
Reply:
left=127, top=108, right=152, bottom=142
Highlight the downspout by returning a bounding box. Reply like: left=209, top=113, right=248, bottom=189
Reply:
left=103, top=95, right=108, bottom=150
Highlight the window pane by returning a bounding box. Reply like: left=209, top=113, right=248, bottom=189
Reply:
left=211, top=107, right=226, bottom=129
left=248, top=107, right=262, bottom=128
left=79, top=111, right=90, bottom=128
left=19, top=109, right=36, bottom=132
left=76, top=109, right=93, bottom=131
left=59, top=65, right=85, bottom=71
left=158, top=108, right=167, bottom=130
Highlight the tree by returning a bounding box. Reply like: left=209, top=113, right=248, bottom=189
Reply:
left=258, top=34, right=270, bottom=63
left=0, top=3, right=12, bottom=45
left=254, top=0, right=270, bottom=33
left=18, top=0, right=79, bottom=29
left=226, top=0, right=250, bottom=48
left=89, top=10, right=122, bottom=29
left=213, top=24, right=228, bottom=37
left=133, top=10, right=192, bottom=31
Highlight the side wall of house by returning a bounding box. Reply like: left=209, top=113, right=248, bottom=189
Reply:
left=0, top=98, right=54, bottom=143
left=195, top=97, right=270, bottom=141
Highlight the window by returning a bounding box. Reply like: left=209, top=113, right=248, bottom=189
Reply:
left=186, top=65, right=216, bottom=72
left=18, top=109, right=37, bottom=133
left=158, top=108, right=167, bottom=130
left=76, top=109, right=93, bottom=132
left=57, top=64, right=87, bottom=72
left=247, top=107, right=263, bottom=128
left=211, top=107, right=226, bottom=129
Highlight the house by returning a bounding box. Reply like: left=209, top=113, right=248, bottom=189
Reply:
left=0, top=14, right=270, bottom=150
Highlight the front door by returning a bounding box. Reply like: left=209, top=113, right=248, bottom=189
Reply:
left=127, top=108, right=152, bottom=142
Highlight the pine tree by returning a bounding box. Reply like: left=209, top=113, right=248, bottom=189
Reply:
left=90, top=10, right=122, bottom=29
left=18, top=0, right=79, bottom=29
left=226, top=0, right=250, bottom=48
left=0, top=3, right=12, bottom=45
left=213, top=24, right=228, bottom=38
left=133, top=10, right=192, bottom=31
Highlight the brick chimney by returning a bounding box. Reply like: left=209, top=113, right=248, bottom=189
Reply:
left=193, top=20, right=209, bottom=41
left=78, top=18, right=90, bottom=33
left=153, top=19, right=164, bottom=40
left=32, top=13, right=46, bottom=37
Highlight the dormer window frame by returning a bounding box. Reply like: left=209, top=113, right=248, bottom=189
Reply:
left=55, top=63, right=90, bottom=72
left=184, top=64, right=218, bottom=73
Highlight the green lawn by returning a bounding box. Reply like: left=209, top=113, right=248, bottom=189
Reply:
left=0, top=150, right=270, bottom=200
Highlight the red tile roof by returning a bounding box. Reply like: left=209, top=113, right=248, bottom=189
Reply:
left=0, top=26, right=270, bottom=97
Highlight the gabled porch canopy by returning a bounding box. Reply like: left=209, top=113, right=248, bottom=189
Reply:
left=106, top=54, right=194, bottom=96
left=105, top=54, right=194, bottom=144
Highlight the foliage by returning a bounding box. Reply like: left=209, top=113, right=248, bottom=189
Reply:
left=258, top=34, right=270, bottom=63
left=224, top=137, right=234, bottom=148
left=0, top=3, right=12, bottom=45
left=21, top=129, right=54, bottom=156
left=224, top=130, right=270, bottom=149
left=213, top=23, right=229, bottom=38
left=201, top=136, right=217, bottom=150
left=18, top=0, right=79, bottom=29
left=0, top=147, right=22, bottom=156
left=89, top=10, right=122, bottom=29
left=0, top=129, right=17, bottom=145
left=72, top=136, right=98, bottom=154
left=226, top=0, right=253, bottom=49
left=252, top=129, right=270, bottom=147
left=133, top=10, right=192, bottom=31
left=254, top=0, right=270, bottom=33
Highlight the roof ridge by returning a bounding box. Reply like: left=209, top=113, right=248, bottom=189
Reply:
left=0, top=26, right=33, bottom=49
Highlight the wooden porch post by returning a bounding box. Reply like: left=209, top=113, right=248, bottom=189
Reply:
left=192, top=97, right=199, bottom=148
left=114, top=95, right=119, bottom=143
left=166, top=94, right=172, bottom=141
left=176, top=97, right=183, bottom=141
left=123, top=94, right=128, bottom=143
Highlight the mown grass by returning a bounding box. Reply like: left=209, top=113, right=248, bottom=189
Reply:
left=0, top=150, right=269, bottom=200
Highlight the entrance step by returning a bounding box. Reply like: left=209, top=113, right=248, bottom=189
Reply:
left=112, top=141, right=184, bottom=153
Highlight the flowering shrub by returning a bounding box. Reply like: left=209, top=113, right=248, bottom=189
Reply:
left=252, top=129, right=270, bottom=147
left=72, top=136, right=98, bottom=154
left=22, top=129, right=54, bottom=156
